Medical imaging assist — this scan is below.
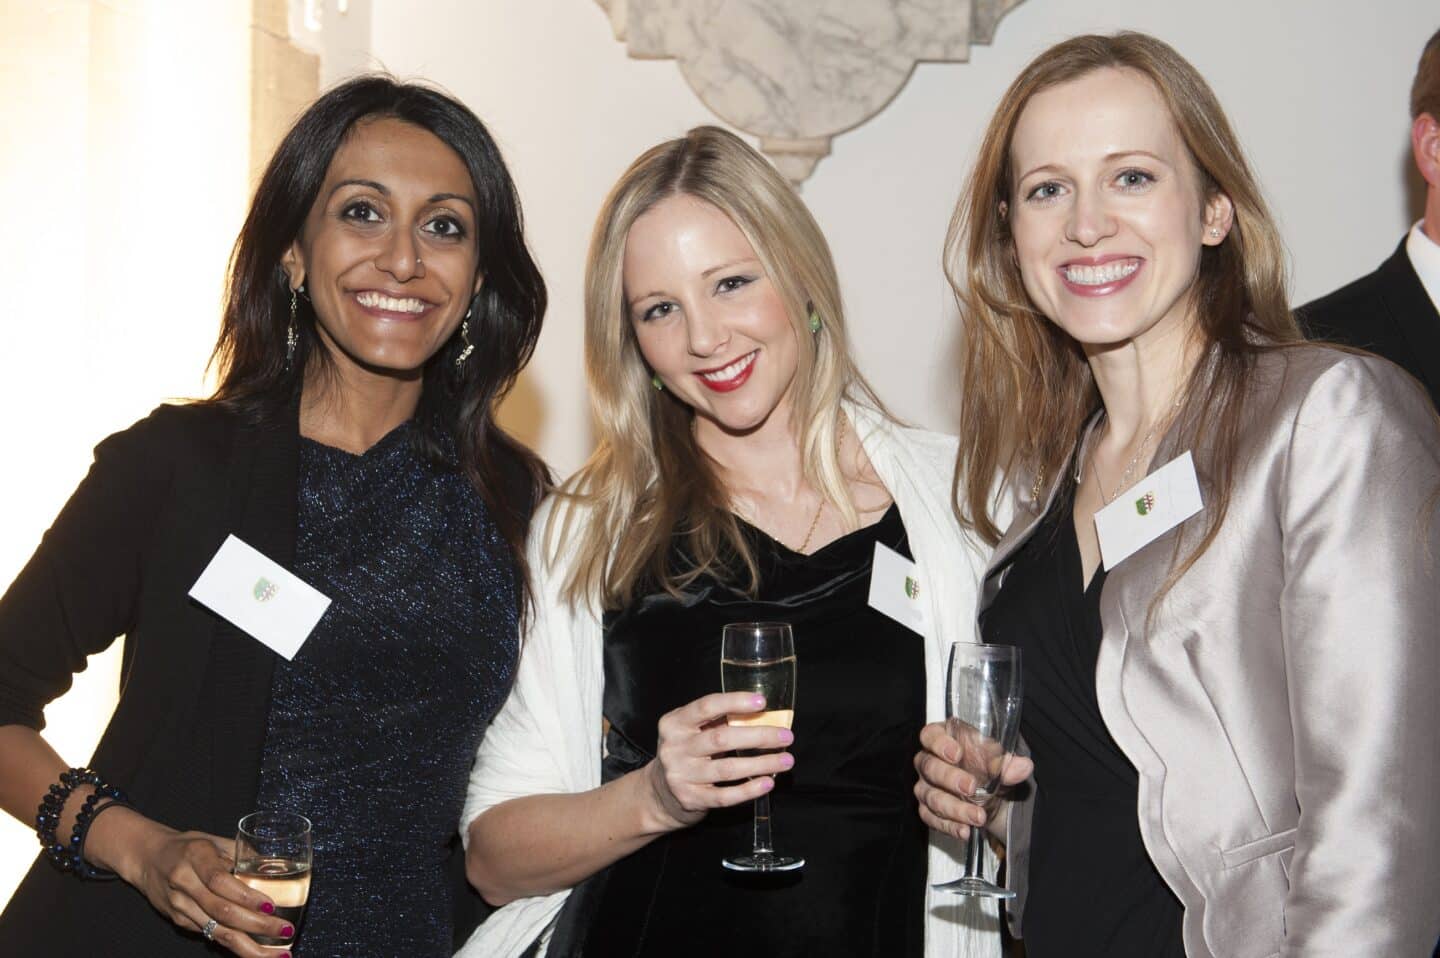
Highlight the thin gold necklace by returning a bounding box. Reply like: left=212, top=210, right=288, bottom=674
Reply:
left=794, top=497, right=826, bottom=553
left=696, top=415, right=843, bottom=553
left=1088, top=393, right=1185, bottom=505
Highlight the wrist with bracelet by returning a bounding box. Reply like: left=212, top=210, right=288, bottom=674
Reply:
left=35, top=766, right=131, bottom=880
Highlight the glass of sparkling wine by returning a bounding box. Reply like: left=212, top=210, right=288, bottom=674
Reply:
left=720, top=621, right=802, bottom=872
left=932, top=642, right=1022, bottom=898
left=234, top=811, right=312, bottom=948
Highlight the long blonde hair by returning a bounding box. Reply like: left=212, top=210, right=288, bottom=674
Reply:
left=948, top=33, right=1299, bottom=585
left=556, top=126, right=884, bottom=609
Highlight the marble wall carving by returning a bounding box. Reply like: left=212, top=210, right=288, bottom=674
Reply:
left=596, top=0, right=1027, bottom=185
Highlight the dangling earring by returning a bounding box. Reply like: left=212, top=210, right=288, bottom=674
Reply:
left=808, top=309, right=822, bottom=334
left=285, top=286, right=299, bottom=371
left=454, top=304, right=475, bottom=367
left=651, top=374, right=664, bottom=391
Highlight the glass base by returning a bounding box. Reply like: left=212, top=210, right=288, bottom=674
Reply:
left=932, top=876, right=1016, bottom=899
left=722, top=852, right=805, bottom=873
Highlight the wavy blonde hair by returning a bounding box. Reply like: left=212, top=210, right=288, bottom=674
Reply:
left=553, top=126, right=884, bottom=609
left=948, top=32, right=1301, bottom=587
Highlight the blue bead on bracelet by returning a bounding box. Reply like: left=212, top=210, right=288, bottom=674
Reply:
left=36, top=767, right=129, bottom=879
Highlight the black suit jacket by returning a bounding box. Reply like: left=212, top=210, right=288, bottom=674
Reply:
left=0, top=402, right=490, bottom=955
left=1297, top=238, right=1440, bottom=411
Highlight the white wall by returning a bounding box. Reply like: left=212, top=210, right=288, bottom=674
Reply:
left=367, top=0, right=1435, bottom=477
left=0, top=0, right=253, bottom=905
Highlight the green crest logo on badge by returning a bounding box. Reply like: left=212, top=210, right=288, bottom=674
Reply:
left=1135, top=492, right=1157, bottom=516
left=253, top=577, right=279, bottom=602
left=904, top=576, right=920, bottom=600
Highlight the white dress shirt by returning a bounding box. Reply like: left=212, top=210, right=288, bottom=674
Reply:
left=1405, top=220, right=1440, bottom=316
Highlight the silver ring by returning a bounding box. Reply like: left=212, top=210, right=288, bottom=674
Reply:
left=201, top=918, right=218, bottom=941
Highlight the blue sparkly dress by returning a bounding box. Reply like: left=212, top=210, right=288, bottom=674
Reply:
left=254, top=422, right=518, bottom=956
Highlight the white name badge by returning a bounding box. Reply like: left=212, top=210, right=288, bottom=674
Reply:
left=867, top=541, right=932, bottom=639
left=188, top=535, right=331, bottom=660
left=1094, top=450, right=1205, bottom=571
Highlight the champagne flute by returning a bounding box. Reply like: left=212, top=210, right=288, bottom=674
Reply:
left=720, top=621, right=803, bottom=872
left=932, top=642, right=1022, bottom=898
left=234, top=811, right=312, bottom=948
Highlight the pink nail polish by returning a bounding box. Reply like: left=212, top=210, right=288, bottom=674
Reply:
left=281, top=924, right=295, bottom=937
left=780, top=753, right=795, bottom=768
left=259, top=901, right=275, bottom=915
left=751, top=694, right=765, bottom=708
left=777, top=729, right=794, bottom=745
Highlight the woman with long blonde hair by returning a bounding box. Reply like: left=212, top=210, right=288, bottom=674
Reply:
left=458, top=126, right=1018, bottom=957
left=914, top=32, right=1440, bottom=956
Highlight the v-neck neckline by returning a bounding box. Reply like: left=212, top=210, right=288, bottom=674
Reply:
left=736, top=501, right=900, bottom=560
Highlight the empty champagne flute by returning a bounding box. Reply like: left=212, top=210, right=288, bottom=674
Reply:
left=720, top=621, right=802, bottom=872
left=234, top=810, right=312, bottom=948
left=932, top=642, right=1022, bottom=898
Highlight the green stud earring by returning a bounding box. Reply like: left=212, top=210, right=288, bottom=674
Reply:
left=651, top=374, right=664, bottom=391
left=808, top=310, right=822, bottom=333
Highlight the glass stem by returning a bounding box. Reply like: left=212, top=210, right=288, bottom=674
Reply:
left=752, top=792, right=774, bottom=855
left=963, top=819, right=986, bottom=878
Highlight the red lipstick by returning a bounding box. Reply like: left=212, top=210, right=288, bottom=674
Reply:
left=694, top=350, right=758, bottom=393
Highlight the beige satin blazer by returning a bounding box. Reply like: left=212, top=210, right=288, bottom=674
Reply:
left=986, top=346, right=1440, bottom=957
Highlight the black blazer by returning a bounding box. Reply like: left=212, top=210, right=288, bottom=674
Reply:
left=0, top=402, right=489, bottom=955
left=1297, top=238, right=1440, bottom=411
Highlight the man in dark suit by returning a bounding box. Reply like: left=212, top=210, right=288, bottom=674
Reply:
left=1299, top=28, right=1440, bottom=411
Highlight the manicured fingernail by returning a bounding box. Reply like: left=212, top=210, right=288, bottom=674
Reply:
left=278, top=953, right=291, bottom=958
left=760, top=775, right=775, bottom=790
left=259, top=901, right=274, bottom=915
left=780, top=753, right=795, bottom=768
left=281, top=925, right=295, bottom=937
left=777, top=729, right=794, bottom=745
left=751, top=694, right=765, bottom=708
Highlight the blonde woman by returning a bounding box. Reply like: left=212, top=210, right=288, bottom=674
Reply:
left=914, top=32, right=1440, bottom=957
left=457, top=127, right=1017, bottom=957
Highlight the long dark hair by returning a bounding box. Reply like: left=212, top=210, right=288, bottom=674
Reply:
left=210, top=75, right=549, bottom=606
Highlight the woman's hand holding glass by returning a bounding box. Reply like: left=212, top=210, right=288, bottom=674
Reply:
left=914, top=721, right=1033, bottom=842
left=922, top=642, right=1025, bottom=898
left=87, top=806, right=295, bottom=956
left=642, top=691, right=795, bottom=831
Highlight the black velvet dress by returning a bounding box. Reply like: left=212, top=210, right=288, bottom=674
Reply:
left=981, top=482, right=1184, bottom=956
left=550, top=505, right=928, bottom=957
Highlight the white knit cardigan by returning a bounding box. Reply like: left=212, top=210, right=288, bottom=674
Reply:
left=457, top=403, right=1002, bottom=958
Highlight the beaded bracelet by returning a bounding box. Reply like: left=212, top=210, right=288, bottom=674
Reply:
left=35, top=767, right=130, bottom=879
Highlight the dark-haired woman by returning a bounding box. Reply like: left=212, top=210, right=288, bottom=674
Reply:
left=0, top=76, right=546, bottom=957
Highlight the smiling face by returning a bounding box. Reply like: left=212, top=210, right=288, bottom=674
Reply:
left=1007, top=67, right=1231, bottom=353
left=623, top=194, right=801, bottom=436
left=283, top=116, right=482, bottom=378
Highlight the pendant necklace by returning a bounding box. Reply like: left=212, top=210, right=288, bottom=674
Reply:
left=1085, top=392, right=1185, bottom=505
